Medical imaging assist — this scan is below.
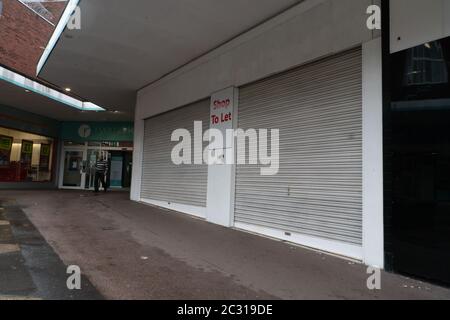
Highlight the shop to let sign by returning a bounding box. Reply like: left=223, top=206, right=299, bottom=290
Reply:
left=209, top=87, right=236, bottom=150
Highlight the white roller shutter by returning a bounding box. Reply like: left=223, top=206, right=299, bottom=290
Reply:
left=234, top=47, right=363, bottom=246
left=141, top=100, right=209, bottom=208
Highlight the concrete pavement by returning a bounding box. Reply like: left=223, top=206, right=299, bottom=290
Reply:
left=1, top=190, right=449, bottom=300
left=0, top=199, right=102, bottom=300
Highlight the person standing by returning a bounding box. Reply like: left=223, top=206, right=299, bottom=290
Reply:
left=94, top=153, right=109, bottom=193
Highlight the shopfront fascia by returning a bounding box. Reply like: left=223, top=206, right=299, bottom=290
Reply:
left=59, top=122, right=134, bottom=190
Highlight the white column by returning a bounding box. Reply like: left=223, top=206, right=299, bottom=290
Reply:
left=130, top=118, right=144, bottom=201
left=362, top=37, right=384, bottom=268
left=206, top=87, right=238, bottom=227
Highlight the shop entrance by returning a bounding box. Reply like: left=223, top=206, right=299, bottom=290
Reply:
left=390, top=37, right=450, bottom=285
left=61, top=149, right=86, bottom=188
left=85, top=150, right=133, bottom=190
left=59, top=142, right=133, bottom=191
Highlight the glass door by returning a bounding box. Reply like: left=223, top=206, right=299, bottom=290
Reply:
left=60, top=149, right=87, bottom=189
left=85, top=149, right=104, bottom=190
left=85, top=149, right=114, bottom=190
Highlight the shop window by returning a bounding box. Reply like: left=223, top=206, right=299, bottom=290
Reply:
left=404, top=42, right=448, bottom=86
left=392, top=36, right=450, bottom=102
left=0, top=127, right=55, bottom=183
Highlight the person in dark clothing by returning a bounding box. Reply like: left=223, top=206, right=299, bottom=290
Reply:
left=94, top=154, right=109, bottom=193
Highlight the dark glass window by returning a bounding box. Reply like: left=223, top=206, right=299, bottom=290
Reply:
left=391, top=37, right=450, bottom=102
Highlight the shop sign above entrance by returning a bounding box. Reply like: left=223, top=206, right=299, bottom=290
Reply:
left=61, top=122, right=134, bottom=142
left=78, top=125, right=92, bottom=138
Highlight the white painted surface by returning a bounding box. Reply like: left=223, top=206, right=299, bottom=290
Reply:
left=37, top=0, right=81, bottom=74
left=140, top=198, right=206, bottom=219
left=38, top=0, right=300, bottom=113
left=136, top=0, right=374, bottom=120
left=130, top=119, right=144, bottom=201
left=206, top=163, right=235, bottom=227
left=206, top=87, right=238, bottom=227
left=362, top=38, right=384, bottom=268
left=390, top=0, right=450, bottom=53
left=235, top=222, right=363, bottom=261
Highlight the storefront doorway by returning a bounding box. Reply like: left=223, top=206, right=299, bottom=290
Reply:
left=59, top=142, right=133, bottom=191
left=61, top=149, right=85, bottom=188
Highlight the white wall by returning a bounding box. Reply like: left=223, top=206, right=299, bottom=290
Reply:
left=133, top=0, right=384, bottom=266
left=362, top=38, right=384, bottom=268
left=130, top=119, right=144, bottom=201
left=136, top=0, right=377, bottom=120
left=205, top=88, right=239, bottom=227
left=391, top=0, right=450, bottom=53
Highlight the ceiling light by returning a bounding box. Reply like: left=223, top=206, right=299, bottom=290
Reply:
left=65, top=87, right=71, bottom=92
left=25, top=90, right=31, bottom=93
left=424, top=43, right=431, bottom=49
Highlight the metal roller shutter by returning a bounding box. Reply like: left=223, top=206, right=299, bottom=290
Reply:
left=235, top=47, right=363, bottom=246
left=141, top=99, right=210, bottom=208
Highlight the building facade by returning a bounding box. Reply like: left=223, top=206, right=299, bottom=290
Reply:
left=0, top=1, right=134, bottom=191
left=129, top=0, right=450, bottom=286
left=0, top=106, right=134, bottom=191
left=0, top=0, right=66, bottom=78
left=132, top=0, right=383, bottom=265
left=4, top=0, right=447, bottom=286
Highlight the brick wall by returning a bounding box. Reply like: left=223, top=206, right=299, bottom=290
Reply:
left=41, top=1, right=66, bottom=24
left=0, top=0, right=66, bottom=78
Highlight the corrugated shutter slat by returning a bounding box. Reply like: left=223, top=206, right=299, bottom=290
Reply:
left=235, top=48, right=363, bottom=246
left=141, top=100, right=210, bottom=208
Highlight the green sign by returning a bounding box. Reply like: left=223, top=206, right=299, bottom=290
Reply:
left=21, top=140, right=33, bottom=154
left=0, top=135, right=13, bottom=166
left=21, top=140, right=33, bottom=168
left=41, top=144, right=51, bottom=157
left=0, top=135, right=13, bottom=150
left=61, top=122, right=134, bottom=142
left=39, top=144, right=51, bottom=171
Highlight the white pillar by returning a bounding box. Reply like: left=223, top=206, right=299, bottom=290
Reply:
left=130, top=118, right=144, bottom=201
left=206, top=87, right=238, bottom=227
left=362, top=37, right=384, bottom=268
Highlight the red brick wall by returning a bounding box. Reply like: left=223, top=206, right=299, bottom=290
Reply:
left=42, top=2, right=66, bottom=24
left=0, top=0, right=61, bottom=78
